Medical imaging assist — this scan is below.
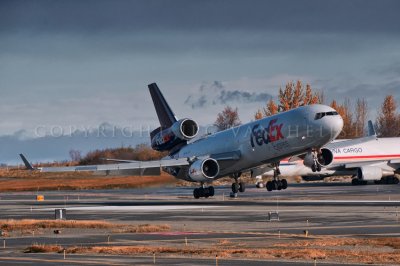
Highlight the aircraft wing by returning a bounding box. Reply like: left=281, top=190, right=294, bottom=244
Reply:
left=19, top=154, right=190, bottom=175
left=101, top=158, right=139, bottom=163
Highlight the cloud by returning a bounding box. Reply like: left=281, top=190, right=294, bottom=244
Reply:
left=185, top=81, right=272, bottom=109
left=1, top=0, right=400, bottom=34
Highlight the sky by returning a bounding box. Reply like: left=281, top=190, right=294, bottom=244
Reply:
left=1, top=0, right=400, bottom=162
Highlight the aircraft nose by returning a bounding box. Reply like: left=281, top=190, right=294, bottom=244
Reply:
left=331, top=115, right=344, bottom=139
left=312, top=111, right=343, bottom=140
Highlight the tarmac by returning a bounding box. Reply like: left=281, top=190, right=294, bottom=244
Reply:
left=0, top=181, right=399, bottom=265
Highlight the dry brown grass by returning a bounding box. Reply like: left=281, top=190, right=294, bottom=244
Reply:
left=274, top=237, right=400, bottom=250
left=24, top=236, right=400, bottom=264
left=0, top=169, right=175, bottom=192
left=0, top=219, right=170, bottom=233
left=113, top=224, right=170, bottom=233
left=0, top=219, right=113, bottom=231
left=26, top=244, right=64, bottom=253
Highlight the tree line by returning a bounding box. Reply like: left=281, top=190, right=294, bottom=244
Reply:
left=214, top=80, right=399, bottom=138
left=70, top=144, right=167, bottom=165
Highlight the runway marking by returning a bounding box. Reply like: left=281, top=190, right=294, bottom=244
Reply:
left=39, top=205, right=225, bottom=212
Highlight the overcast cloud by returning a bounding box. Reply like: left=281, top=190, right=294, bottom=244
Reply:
left=1, top=0, right=400, bottom=162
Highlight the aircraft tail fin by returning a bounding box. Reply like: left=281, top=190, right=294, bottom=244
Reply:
left=148, top=83, right=177, bottom=129
left=19, top=154, right=34, bottom=170
left=367, top=120, right=377, bottom=137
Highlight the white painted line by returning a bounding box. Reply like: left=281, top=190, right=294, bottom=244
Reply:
left=38, top=205, right=226, bottom=212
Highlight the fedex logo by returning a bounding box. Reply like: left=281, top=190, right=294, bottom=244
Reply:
left=250, top=119, right=284, bottom=148
left=154, top=132, right=174, bottom=146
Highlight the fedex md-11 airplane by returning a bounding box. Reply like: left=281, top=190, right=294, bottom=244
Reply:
left=21, top=83, right=343, bottom=198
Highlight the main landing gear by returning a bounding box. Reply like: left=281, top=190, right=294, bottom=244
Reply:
left=230, top=173, right=245, bottom=197
left=266, top=164, right=288, bottom=192
left=193, top=184, right=215, bottom=199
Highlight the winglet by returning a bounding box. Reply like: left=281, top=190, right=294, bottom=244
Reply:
left=367, top=120, right=377, bottom=137
left=19, top=154, right=35, bottom=170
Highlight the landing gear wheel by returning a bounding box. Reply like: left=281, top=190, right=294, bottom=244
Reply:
left=239, top=182, right=246, bottom=193
left=351, top=179, right=359, bottom=186
left=281, top=179, right=288, bottom=190
left=231, top=183, right=239, bottom=194
left=193, top=186, right=215, bottom=199
left=316, top=164, right=322, bottom=172
left=208, top=186, right=215, bottom=197
left=277, top=180, right=282, bottom=190
left=394, top=177, right=399, bottom=184
left=193, top=188, right=200, bottom=199
left=311, top=164, right=317, bottom=173
left=266, top=181, right=273, bottom=191
left=272, top=180, right=279, bottom=190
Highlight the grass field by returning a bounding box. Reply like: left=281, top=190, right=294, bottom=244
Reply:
left=24, top=236, right=400, bottom=264
left=0, top=168, right=176, bottom=192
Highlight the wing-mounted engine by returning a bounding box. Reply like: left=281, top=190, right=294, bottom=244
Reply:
left=316, top=148, right=334, bottom=167
left=356, top=166, right=393, bottom=181
left=188, top=158, right=220, bottom=182
left=151, top=118, right=199, bottom=152
left=303, top=148, right=334, bottom=171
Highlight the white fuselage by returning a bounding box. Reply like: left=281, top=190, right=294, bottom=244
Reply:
left=167, top=104, right=344, bottom=182
left=261, top=137, right=400, bottom=180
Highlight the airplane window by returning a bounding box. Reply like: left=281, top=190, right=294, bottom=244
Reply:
left=315, top=111, right=339, bottom=120
left=315, top=113, right=325, bottom=120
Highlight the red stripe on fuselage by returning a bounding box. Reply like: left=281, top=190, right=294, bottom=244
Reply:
left=334, top=154, right=400, bottom=160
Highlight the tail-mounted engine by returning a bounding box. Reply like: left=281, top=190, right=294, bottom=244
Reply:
left=303, top=148, right=334, bottom=169
left=188, top=158, right=220, bottom=182
left=151, top=118, right=199, bottom=152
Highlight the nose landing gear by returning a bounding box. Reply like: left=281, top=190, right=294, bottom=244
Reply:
left=311, top=150, right=323, bottom=172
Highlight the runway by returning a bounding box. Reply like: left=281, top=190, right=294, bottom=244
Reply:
left=0, top=182, right=399, bottom=265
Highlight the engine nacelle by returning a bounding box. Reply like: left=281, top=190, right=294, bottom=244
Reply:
left=188, top=158, right=220, bottom=182
left=170, top=119, right=199, bottom=140
left=303, top=148, right=334, bottom=168
left=317, top=148, right=334, bottom=167
left=356, top=166, right=387, bottom=181
left=151, top=118, right=199, bottom=151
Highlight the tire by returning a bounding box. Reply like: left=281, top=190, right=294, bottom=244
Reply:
left=277, top=180, right=282, bottom=190
left=232, top=183, right=239, bottom=193
left=281, top=179, right=288, bottom=189
left=272, top=180, right=278, bottom=190
left=351, top=179, right=359, bottom=186
left=394, top=177, right=399, bottom=184
left=316, top=164, right=322, bottom=172
left=239, top=182, right=246, bottom=193
left=266, top=181, right=273, bottom=191
left=311, top=164, right=317, bottom=172
left=209, top=186, right=215, bottom=197
left=193, top=188, right=200, bottom=199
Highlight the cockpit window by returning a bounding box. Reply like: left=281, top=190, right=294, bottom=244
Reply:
left=315, top=111, right=339, bottom=120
